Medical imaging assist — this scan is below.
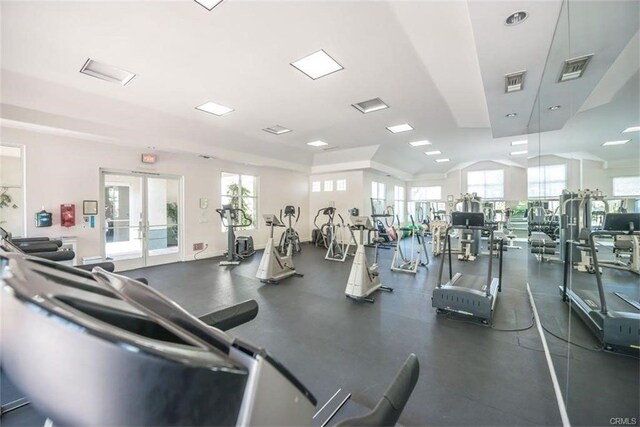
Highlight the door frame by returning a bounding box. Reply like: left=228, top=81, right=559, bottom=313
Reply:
left=100, top=168, right=184, bottom=271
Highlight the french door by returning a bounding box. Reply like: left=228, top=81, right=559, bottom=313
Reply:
left=101, top=170, right=182, bottom=271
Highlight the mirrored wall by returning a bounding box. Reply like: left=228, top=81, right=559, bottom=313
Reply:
left=528, top=0, right=639, bottom=424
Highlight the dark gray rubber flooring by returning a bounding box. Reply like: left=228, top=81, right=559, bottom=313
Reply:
left=528, top=254, right=640, bottom=427
left=2, top=239, right=637, bottom=425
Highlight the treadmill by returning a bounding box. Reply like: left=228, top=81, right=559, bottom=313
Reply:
left=560, top=213, right=640, bottom=352
left=432, top=212, right=504, bottom=324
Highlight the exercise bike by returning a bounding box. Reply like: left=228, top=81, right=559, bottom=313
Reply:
left=345, top=216, right=393, bottom=303
left=391, top=215, right=429, bottom=274
left=277, top=205, right=302, bottom=255
left=256, top=214, right=303, bottom=284
left=216, top=204, right=255, bottom=266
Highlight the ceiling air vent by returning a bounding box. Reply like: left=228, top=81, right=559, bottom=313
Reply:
left=80, top=59, right=136, bottom=86
left=352, top=97, right=389, bottom=114
left=558, top=54, right=593, bottom=82
left=322, top=146, right=340, bottom=152
left=262, top=125, right=292, bottom=135
left=505, top=71, right=526, bottom=93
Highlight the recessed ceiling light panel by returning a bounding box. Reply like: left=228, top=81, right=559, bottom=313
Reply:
left=263, top=125, right=292, bottom=135
left=511, top=140, right=528, bottom=146
left=291, top=50, right=343, bottom=80
left=196, top=101, right=234, bottom=116
left=622, top=126, right=640, bottom=133
left=307, top=140, right=328, bottom=147
left=558, top=54, right=593, bottom=82
left=602, top=139, right=630, bottom=146
left=425, top=150, right=442, bottom=156
left=409, top=140, right=430, bottom=147
left=510, top=150, right=528, bottom=155
left=352, top=97, right=389, bottom=114
left=505, top=71, right=526, bottom=93
left=80, top=58, right=136, bottom=86
left=193, top=0, right=223, bottom=10
left=505, top=11, right=528, bottom=25
left=387, top=123, right=413, bottom=133
left=435, top=158, right=450, bottom=163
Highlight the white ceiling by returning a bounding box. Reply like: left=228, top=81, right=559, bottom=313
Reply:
left=0, top=0, right=638, bottom=176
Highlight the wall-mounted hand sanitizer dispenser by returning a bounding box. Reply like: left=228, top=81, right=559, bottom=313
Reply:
left=35, top=209, right=53, bottom=227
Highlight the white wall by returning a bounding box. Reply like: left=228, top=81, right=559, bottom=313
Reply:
left=1, top=126, right=309, bottom=262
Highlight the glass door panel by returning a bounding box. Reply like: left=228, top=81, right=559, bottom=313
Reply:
left=104, top=175, right=144, bottom=269
left=146, top=177, right=181, bottom=266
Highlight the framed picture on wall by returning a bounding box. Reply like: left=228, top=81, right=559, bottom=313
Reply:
left=83, top=200, right=98, bottom=215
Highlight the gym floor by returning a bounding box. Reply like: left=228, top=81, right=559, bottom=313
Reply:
left=2, top=240, right=638, bottom=426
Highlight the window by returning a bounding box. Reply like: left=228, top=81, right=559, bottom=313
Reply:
left=336, top=179, right=347, bottom=191
left=221, top=172, right=257, bottom=230
left=528, top=165, right=566, bottom=198
left=311, top=181, right=321, bottom=192
left=324, top=180, right=333, bottom=192
left=613, top=176, right=640, bottom=197
left=468, top=170, right=504, bottom=199
left=410, top=186, right=442, bottom=201
left=371, top=181, right=386, bottom=199
left=394, top=185, right=405, bottom=222
left=0, top=144, right=25, bottom=237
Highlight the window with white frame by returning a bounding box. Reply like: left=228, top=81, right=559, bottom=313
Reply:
left=221, top=172, right=257, bottom=230
left=324, top=180, right=333, bottom=192
left=410, top=186, right=442, bottom=201
left=613, top=176, right=640, bottom=197
left=311, top=181, right=321, bottom=192
left=394, top=185, right=405, bottom=222
left=528, top=165, right=566, bottom=199
left=467, top=170, right=504, bottom=199
left=371, top=181, right=386, bottom=199
left=336, top=179, right=347, bottom=191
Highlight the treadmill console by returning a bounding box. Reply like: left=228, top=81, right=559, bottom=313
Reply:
left=350, top=216, right=373, bottom=229
left=603, top=213, right=640, bottom=232
left=451, top=212, right=485, bottom=227
left=263, top=214, right=283, bottom=226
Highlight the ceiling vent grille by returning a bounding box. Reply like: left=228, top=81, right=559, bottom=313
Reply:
left=505, top=71, right=526, bottom=93
left=352, top=97, right=389, bottom=114
left=558, top=54, right=593, bottom=82
left=262, top=125, right=292, bottom=135
left=322, top=146, right=340, bottom=151
left=80, top=59, right=136, bottom=86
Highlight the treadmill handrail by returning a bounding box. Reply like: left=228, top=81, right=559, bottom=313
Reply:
left=588, top=228, right=640, bottom=315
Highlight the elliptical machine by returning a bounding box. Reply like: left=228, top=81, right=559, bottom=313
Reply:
left=326, top=212, right=357, bottom=262
left=216, top=204, right=255, bottom=266
left=277, top=205, right=302, bottom=255
left=312, top=207, right=335, bottom=248
left=345, top=216, right=393, bottom=303
left=391, top=215, right=429, bottom=274
left=256, top=214, right=303, bottom=284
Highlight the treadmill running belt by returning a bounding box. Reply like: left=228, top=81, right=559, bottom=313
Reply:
left=450, top=274, right=489, bottom=292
